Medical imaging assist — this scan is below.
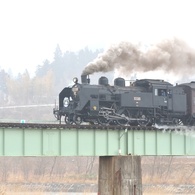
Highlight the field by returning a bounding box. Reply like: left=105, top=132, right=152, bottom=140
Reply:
left=142, top=156, right=195, bottom=194
left=0, top=156, right=194, bottom=194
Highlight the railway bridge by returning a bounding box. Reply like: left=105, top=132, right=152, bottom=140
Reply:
left=0, top=123, right=195, bottom=194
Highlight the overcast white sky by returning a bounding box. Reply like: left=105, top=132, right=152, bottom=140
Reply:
left=0, top=0, right=195, bottom=77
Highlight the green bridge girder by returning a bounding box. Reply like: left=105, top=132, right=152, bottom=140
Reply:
left=0, top=127, right=195, bottom=156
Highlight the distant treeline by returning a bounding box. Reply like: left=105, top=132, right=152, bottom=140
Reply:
left=0, top=45, right=103, bottom=106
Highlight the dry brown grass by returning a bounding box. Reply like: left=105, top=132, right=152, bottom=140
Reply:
left=142, top=156, right=195, bottom=185
left=6, top=173, right=97, bottom=185
left=0, top=156, right=195, bottom=194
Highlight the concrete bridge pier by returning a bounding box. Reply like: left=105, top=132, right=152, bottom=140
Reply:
left=98, top=156, right=142, bottom=195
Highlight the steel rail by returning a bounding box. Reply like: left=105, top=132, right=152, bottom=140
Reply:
left=0, top=122, right=190, bottom=131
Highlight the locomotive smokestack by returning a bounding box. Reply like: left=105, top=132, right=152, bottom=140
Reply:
left=81, top=75, right=87, bottom=84
left=81, top=74, right=90, bottom=84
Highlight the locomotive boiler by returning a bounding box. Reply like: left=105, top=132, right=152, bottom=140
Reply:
left=53, top=74, right=195, bottom=126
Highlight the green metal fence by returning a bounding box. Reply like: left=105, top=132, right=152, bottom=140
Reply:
left=0, top=127, right=195, bottom=156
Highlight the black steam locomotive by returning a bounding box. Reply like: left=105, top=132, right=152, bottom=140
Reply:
left=53, top=75, right=195, bottom=126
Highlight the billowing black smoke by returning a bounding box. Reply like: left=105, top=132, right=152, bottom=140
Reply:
left=82, top=38, right=195, bottom=78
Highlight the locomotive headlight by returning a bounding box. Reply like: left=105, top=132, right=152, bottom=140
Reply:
left=73, top=77, right=78, bottom=84
left=63, top=97, right=69, bottom=107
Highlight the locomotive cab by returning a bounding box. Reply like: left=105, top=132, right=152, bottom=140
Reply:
left=132, top=79, right=186, bottom=125
left=178, top=82, right=195, bottom=125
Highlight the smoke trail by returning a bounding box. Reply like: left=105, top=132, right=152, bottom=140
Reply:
left=82, top=38, right=195, bottom=77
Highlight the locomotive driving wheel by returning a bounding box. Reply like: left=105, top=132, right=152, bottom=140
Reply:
left=98, top=108, right=111, bottom=125
left=116, top=109, right=130, bottom=126
left=137, top=114, right=151, bottom=126
left=98, top=116, right=110, bottom=125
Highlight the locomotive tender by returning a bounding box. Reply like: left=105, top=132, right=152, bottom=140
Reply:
left=53, top=75, right=195, bottom=126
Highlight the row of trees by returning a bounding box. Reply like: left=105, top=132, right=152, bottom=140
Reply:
left=0, top=69, right=55, bottom=105
left=0, top=45, right=103, bottom=106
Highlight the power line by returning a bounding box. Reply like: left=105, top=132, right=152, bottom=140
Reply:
left=0, top=104, right=55, bottom=109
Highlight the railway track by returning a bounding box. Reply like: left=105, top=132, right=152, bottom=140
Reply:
left=0, top=122, right=189, bottom=131
left=0, top=122, right=159, bottom=130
